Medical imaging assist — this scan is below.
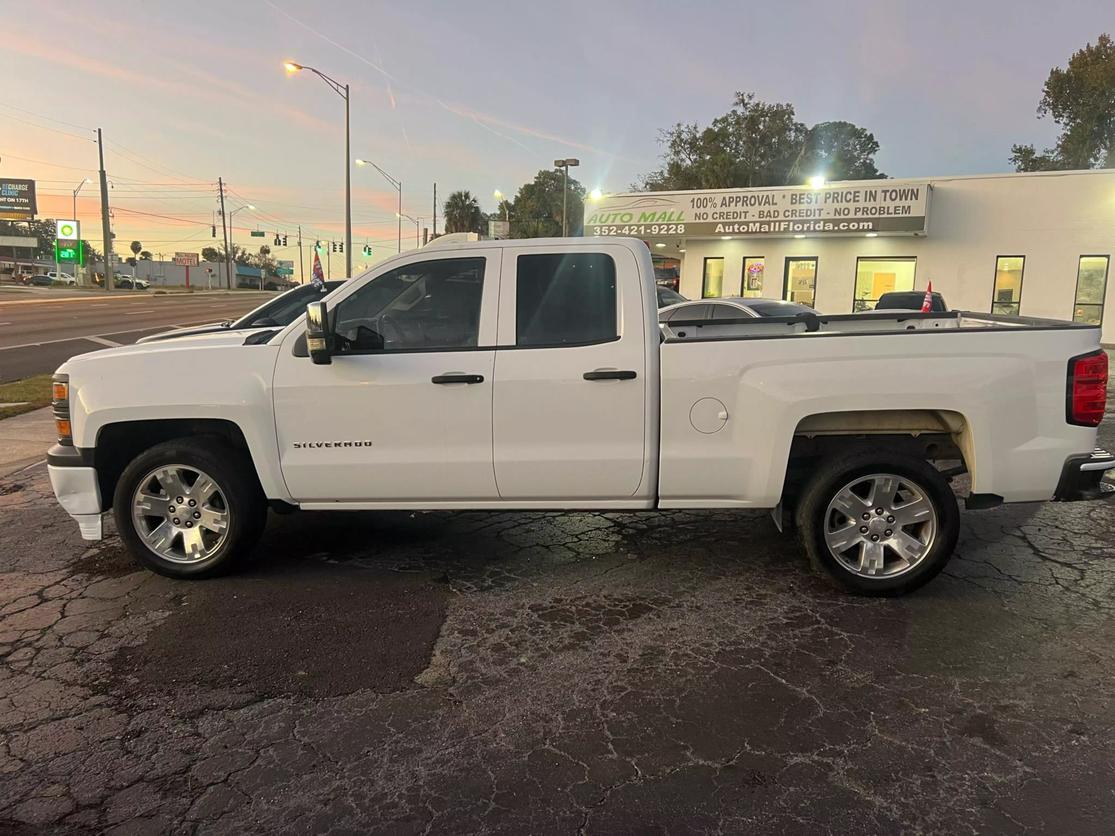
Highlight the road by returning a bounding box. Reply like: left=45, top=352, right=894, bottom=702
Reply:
left=0, top=373, right=1111, bottom=832
left=0, top=290, right=274, bottom=383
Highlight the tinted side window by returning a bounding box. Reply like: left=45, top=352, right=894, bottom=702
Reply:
left=673, top=304, right=711, bottom=321
left=712, top=303, right=749, bottom=320
left=332, top=257, right=485, bottom=352
left=516, top=253, right=616, bottom=346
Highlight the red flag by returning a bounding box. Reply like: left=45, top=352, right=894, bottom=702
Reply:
left=311, top=251, right=325, bottom=288
left=920, top=280, right=933, bottom=313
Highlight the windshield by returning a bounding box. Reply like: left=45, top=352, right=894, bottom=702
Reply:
left=656, top=286, right=687, bottom=307
left=232, top=281, right=343, bottom=328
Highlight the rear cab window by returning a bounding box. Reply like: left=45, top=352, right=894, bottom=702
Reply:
left=514, top=253, right=617, bottom=347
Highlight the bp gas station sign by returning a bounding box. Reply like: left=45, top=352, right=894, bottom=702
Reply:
left=54, top=219, right=83, bottom=264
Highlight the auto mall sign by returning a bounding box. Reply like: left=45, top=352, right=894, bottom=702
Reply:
left=585, top=182, right=931, bottom=239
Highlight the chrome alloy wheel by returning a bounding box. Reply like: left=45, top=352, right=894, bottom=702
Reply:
left=822, top=473, right=937, bottom=578
left=130, top=465, right=230, bottom=564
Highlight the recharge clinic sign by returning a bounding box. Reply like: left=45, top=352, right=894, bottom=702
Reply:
left=585, top=182, right=931, bottom=239
left=0, top=178, right=37, bottom=220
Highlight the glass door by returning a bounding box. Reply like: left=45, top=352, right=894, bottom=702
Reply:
left=783, top=257, right=818, bottom=307
left=742, top=257, right=765, bottom=298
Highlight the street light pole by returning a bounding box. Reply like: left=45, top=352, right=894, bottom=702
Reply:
left=284, top=61, right=352, bottom=276
left=355, top=159, right=402, bottom=253
left=224, top=203, right=256, bottom=289
left=554, top=158, right=580, bottom=237
left=398, top=212, right=421, bottom=247
left=72, top=178, right=88, bottom=285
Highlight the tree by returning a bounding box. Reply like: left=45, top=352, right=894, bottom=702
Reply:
left=201, top=246, right=221, bottom=262
left=443, top=190, right=484, bottom=234
left=509, top=169, right=585, bottom=238
left=639, top=92, right=885, bottom=190
left=1011, top=33, right=1115, bottom=171
left=797, top=121, right=886, bottom=181
left=129, top=241, right=142, bottom=258
left=139, top=250, right=153, bottom=260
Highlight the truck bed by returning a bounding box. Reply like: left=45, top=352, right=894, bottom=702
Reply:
left=657, top=311, right=1103, bottom=509
left=661, top=309, right=1096, bottom=342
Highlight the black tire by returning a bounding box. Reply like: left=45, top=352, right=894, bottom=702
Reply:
left=795, top=450, right=960, bottom=596
left=112, top=437, right=267, bottom=579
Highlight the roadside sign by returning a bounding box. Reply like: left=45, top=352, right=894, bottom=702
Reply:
left=55, top=219, right=82, bottom=265
left=250, top=230, right=265, bottom=237
left=0, top=178, right=37, bottom=220
left=276, top=267, right=294, bottom=276
left=173, top=252, right=199, bottom=267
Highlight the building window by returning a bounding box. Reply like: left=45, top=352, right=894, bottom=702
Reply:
left=742, top=257, right=765, bottom=298
left=783, top=257, right=817, bottom=307
left=853, top=257, right=916, bottom=311
left=991, top=256, right=1025, bottom=316
left=702, top=257, right=725, bottom=298
left=1073, top=255, right=1110, bottom=326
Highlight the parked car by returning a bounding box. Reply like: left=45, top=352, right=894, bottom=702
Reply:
left=656, top=286, right=686, bottom=308
left=137, top=280, right=345, bottom=343
left=659, top=297, right=816, bottom=338
left=46, top=271, right=76, bottom=285
left=26, top=274, right=54, bottom=287
left=46, top=238, right=1112, bottom=596
left=116, top=275, right=150, bottom=290
left=875, top=291, right=948, bottom=312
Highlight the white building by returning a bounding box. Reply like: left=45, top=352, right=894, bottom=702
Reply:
left=584, top=169, right=1115, bottom=342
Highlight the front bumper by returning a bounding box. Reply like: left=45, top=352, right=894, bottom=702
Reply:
left=1053, top=448, right=1115, bottom=502
left=47, top=462, right=104, bottom=540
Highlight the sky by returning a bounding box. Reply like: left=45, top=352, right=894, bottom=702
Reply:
left=2, top=0, right=1110, bottom=269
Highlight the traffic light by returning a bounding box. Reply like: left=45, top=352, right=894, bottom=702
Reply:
left=273, top=234, right=281, bottom=246
left=211, top=225, right=217, bottom=238
left=281, top=235, right=288, bottom=246
left=338, top=241, right=343, bottom=253
left=362, top=244, right=372, bottom=257
left=331, top=241, right=337, bottom=253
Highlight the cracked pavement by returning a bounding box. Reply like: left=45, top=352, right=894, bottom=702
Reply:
left=0, top=403, right=1113, bottom=833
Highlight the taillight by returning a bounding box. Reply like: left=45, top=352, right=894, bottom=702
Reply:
left=1067, top=350, right=1108, bottom=427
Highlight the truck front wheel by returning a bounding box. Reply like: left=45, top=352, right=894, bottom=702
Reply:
left=795, top=451, right=960, bottom=596
left=112, top=438, right=267, bottom=579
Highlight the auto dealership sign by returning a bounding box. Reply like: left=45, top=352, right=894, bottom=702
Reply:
left=0, top=178, right=37, bottom=220
left=585, top=182, right=931, bottom=238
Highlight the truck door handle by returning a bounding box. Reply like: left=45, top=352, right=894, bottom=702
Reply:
left=583, top=369, right=637, bottom=381
left=431, top=373, right=484, bottom=384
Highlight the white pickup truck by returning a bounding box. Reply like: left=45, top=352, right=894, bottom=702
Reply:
left=46, top=238, right=1112, bottom=595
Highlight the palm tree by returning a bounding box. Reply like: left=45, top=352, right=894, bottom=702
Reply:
left=129, top=241, right=142, bottom=277
left=444, top=190, right=483, bottom=234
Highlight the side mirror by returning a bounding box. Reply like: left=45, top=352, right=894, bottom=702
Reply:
left=305, top=301, right=333, bottom=365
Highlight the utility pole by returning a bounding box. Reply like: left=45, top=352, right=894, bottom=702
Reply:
left=344, top=83, right=352, bottom=277
left=432, top=182, right=437, bottom=238
left=218, top=177, right=232, bottom=290
left=297, top=225, right=304, bottom=285
left=97, top=129, right=114, bottom=293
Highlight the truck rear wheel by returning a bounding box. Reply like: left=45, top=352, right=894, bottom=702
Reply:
left=112, top=438, right=266, bottom=579
left=795, top=451, right=959, bottom=596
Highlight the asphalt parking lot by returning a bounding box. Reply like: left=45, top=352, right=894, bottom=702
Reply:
left=1, top=376, right=1113, bottom=833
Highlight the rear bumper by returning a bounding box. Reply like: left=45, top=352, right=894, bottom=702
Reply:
left=47, top=461, right=104, bottom=541
left=1053, top=448, right=1115, bottom=501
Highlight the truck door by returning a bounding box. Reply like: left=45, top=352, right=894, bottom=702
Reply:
left=272, top=252, right=500, bottom=502
left=492, top=244, right=653, bottom=502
